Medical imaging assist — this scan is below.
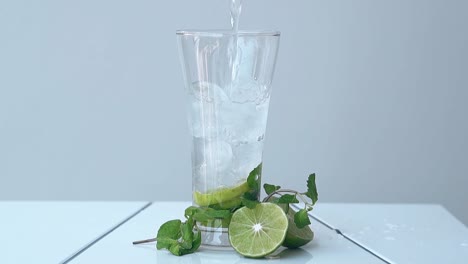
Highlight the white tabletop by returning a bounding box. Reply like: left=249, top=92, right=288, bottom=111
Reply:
left=70, top=202, right=384, bottom=264
left=0, top=201, right=150, bottom=264
left=313, top=203, right=468, bottom=264
left=2, top=202, right=466, bottom=263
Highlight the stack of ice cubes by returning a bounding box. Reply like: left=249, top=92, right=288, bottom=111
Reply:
left=188, top=36, right=272, bottom=191
left=189, top=81, right=271, bottom=190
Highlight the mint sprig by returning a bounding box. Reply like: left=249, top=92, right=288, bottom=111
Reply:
left=306, top=173, right=318, bottom=205
left=133, top=166, right=318, bottom=257
left=264, top=183, right=281, bottom=195
left=241, top=163, right=262, bottom=209
left=262, top=173, right=318, bottom=229
left=155, top=215, right=201, bottom=256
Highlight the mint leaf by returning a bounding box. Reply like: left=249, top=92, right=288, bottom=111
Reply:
left=156, top=237, right=178, bottom=250
left=263, top=183, right=281, bottom=195
left=180, top=217, right=201, bottom=254
left=241, top=196, right=260, bottom=209
left=203, top=208, right=231, bottom=219
left=180, top=220, right=193, bottom=249
left=184, top=206, right=200, bottom=218
left=188, top=206, right=230, bottom=221
left=242, top=191, right=258, bottom=201
left=240, top=163, right=262, bottom=209
left=306, top=173, right=318, bottom=205
left=192, top=211, right=213, bottom=222
left=168, top=243, right=183, bottom=256
left=247, top=163, right=262, bottom=193
left=191, top=229, right=202, bottom=252
left=156, top=214, right=201, bottom=256
left=294, top=209, right=311, bottom=228
left=277, top=194, right=299, bottom=204
left=156, top=219, right=181, bottom=249
left=192, top=208, right=231, bottom=222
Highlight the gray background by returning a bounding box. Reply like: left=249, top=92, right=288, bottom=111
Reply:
left=1, top=0, right=467, bottom=225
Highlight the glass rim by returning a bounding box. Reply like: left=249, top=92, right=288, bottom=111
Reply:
left=176, top=29, right=280, bottom=37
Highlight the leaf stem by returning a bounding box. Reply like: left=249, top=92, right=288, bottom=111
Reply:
left=263, top=189, right=310, bottom=205
left=132, top=238, right=157, bottom=245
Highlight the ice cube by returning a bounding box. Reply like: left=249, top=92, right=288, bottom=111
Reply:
left=226, top=37, right=271, bottom=104
left=230, top=141, right=264, bottom=179
left=227, top=80, right=263, bottom=104
left=187, top=82, right=230, bottom=138
left=190, top=81, right=229, bottom=103
left=191, top=137, right=233, bottom=190
left=219, top=98, right=270, bottom=143
left=204, top=139, right=233, bottom=172
left=231, top=37, right=257, bottom=83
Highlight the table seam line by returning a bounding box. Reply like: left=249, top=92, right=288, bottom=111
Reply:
left=59, top=202, right=153, bottom=264
left=290, top=204, right=393, bottom=264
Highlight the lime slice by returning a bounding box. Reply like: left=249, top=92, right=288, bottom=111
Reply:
left=282, top=208, right=314, bottom=248
left=194, top=181, right=249, bottom=207
left=228, top=203, right=288, bottom=258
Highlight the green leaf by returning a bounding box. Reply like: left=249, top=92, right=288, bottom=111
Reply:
left=277, top=194, right=299, bottom=204
left=156, top=237, right=177, bottom=250
left=306, top=173, right=318, bottom=205
left=191, top=212, right=210, bottom=222
left=247, top=163, right=262, bottom=191
left=156, top=219, right=182, bottom=249
left=203, top=208, right=231, bottom=219
left=192, top=207, right=231, bottom=222
left=294, top=209, right=311, bottom=228
left=242, top=191, right=258, bottom=201
left=156, top=205, right=236, bottom=256
left=180, top=221, right=193, bottom=249
left=184, top=206, right=200, bottom=218
left=263, top=183, right=281, bottom=195
left=191, top=229, right=202, bottom=252
left=168, top=243, right=183, bottom=256
left=241, top=196, right=260, bottom=209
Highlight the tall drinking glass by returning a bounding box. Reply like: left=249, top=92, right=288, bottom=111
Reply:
left=177, top=30, right=280, bottom=246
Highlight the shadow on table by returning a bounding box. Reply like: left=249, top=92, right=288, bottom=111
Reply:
left=133, top=242, right=315, bottom=264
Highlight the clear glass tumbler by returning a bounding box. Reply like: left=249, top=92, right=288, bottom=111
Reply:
left=177, top=30, right=280, bottom=246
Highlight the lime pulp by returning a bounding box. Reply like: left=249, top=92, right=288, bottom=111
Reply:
left=228, top=203, right=288, bottom=258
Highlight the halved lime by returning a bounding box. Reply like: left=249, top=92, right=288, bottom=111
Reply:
left=228, top=203, right=288, bottom=258
left=266, top=197, right=314, bottom=248
left=282, top=208, right=314, bottom=248
left=193, top=181, right=249, bottom=207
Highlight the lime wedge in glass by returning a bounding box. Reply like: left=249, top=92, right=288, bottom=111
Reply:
left=193, top=181, right=249, bottom=207
left=228, top=203, right=288, bottom=258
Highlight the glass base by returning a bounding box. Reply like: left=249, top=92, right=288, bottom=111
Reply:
left=199, top=225, right=231, bottom=247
